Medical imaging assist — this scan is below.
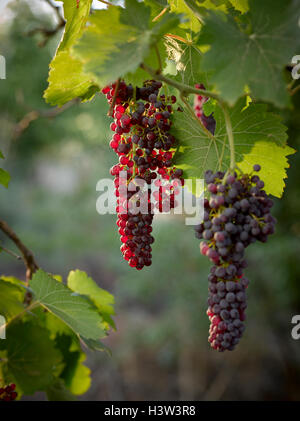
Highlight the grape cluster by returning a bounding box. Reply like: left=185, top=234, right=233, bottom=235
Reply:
left=103, top=80, right=183, bottom=270
left=194, top=83, right=216, bottom=134
left=195, top=165, right=276, bottom=351
left=0, top=384, right=17, bottom=401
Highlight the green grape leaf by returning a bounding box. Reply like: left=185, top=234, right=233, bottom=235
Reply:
left=46, top=379, right=76, bottom=401
left=53, top=333, right=91, bottom=395
left=166, top=37, right=210, bottom=87
left=67, top=352, right=91, bottom=395
left=182, top=0, right=228, bottom=23
left=44, top=52, right=98, bottom=106
left=228, top=0, right=248, bottom=13
left=0, top=150, right=4, bottom=159
left=125, top=40, right=167, bottom=87
left=0, top=279, right=25, bottom=322
left=202, top=98, right=216, bottom=116
left=169, top=0, right=202, bottom=32
left=145, top=0, right=169, bottom=21
left=81, top=337, right=112, bottom=355
left=67, top=269, right=115, bottom=330
left=58, top=0, right=93, bottom=52
left=30, top=269, right=106, bottom=341
left=73, top=0, right=181, bottom=88
left=172, top=98, right=294, bottom=197
left=198, top=0, right=300, bottom=107
left=44, top=0, right=99, bottom=106
left=0, top=275, right=26, bottom=288
left=0, top=168, right=10, bottom=188
left=237, top=141, right=295, bottom=197
left=0, top=321, right=62, bottom=395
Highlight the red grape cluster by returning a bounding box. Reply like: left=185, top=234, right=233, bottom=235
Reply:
left=102, top=80, right=184, bottom=270
left=195, top=165, right=276, bottom=351
left=194, top=83, right=216, bottom=134
left=0, top=384, right=17, bottom=401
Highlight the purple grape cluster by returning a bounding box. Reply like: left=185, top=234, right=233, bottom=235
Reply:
left=207, top=271, right=249, bottom=351
left=102, top=80, right=183, bottom=270
left=195, top=165, right=276, bottom=351
left=0, top=383, right=17, bottom=401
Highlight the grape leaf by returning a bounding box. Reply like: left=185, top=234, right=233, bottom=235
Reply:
left=67, top=269, right=115, bottom=330
left=0, top=279, right=25, bottom=321
left=73, top=0, right=181, bottom=87
left=198, top=0, right=300, bottom=107
left=237, top=141, right=295, bottom=197
left=0, top=321, right=62, bottom=395
left=182, top=0, right=228, bottom=22
left=53, top=333, right=91, bottom=395
left=145, top=0, right=169, bottom=20
left=67, top=352, right=91, bottom=395
left=228, top=0, right=248, bottom=13
left=0, top=150, right=11, bottom=194
left=44, top=0, right=98, bottom=106
left=125, top=40, right=167, bottom=87
left=58, top=0, right=93, bottom=52
left=0, top=168, right=10, bottom=188
left=169, top=0, right=201, bottom=32
left=202, top=98, right=216, bottom=116
left=30, top=269, right=106, bottom=341
left=166, top=37, right=210, bottom=87
left=46, top=379, right=76, bottom=401
left=172, top=98, right=294, bottom=197
left=81, top=337, right=112, bottom=355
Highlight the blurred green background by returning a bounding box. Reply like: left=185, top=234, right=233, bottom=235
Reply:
left=1, top=0, right=300, bottom=401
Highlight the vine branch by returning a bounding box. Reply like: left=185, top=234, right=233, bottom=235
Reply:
left=97, top=0, right=116, bottom=6
left=13, top=98, right=79, bottom=140
left=44, top=0, right=65, bottom=24
left=0, top=244, right=22, bottom=261
left=140, top=62, right=220, bottom=100
left=108, top=78, right=121, bottom=117
left=0, top=219, right=39, bottom=283
left=27, top=0, right=66, bottom=47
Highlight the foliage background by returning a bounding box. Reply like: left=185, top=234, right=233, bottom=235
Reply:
left=0, top=0, right=300, bottom=400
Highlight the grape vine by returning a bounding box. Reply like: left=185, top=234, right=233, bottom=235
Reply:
left=41, top=0, right=295, bottom=353
left=1, top=0, right=298, bottom=402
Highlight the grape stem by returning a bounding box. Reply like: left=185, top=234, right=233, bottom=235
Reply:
left=97, top=0, right=116, bottom=6
left=154, top=45, right=162, bottom=74
left=107, top=78, right=120, bottom=117
left=0, top=219, right=39, bottom=284
left=152, top=7, right=169, bottom=22
left=0, top=243, right=22, bottom=261
left=140, top=62, right=220, bottom=100
left=140, top=62, right=237, bottom=172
